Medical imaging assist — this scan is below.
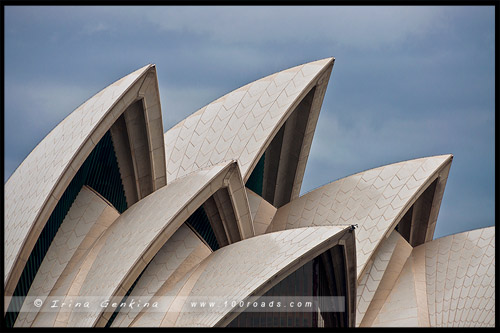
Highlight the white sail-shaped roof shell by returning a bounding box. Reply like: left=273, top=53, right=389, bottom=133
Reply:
left=5, top=65, right=167, bottom=296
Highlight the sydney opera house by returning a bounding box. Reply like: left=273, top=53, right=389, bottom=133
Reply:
left=4, top=58, right=495, bottom=327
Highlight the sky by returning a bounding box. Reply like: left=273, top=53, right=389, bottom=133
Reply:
left=4, top=6, right=495, bottom=239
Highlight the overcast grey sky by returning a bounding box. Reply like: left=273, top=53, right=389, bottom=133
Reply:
left=4, top=6, right=495, bottom=239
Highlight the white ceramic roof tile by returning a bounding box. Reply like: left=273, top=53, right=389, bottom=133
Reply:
left=4, top=65, right=151, bottom=286
left=66, top=161, right=233, bottom=326
left=164, top=58, right=333, bottom=183
left=266, top=155, right=452, bottom=278
left=111, top=224, right=211, bottom=327
left=356, top=230, right=401, bottom=326
left=421, top=226, right=495, bottom=327
left=371, top=259, right=420, bottom=327
left=15, top=186, right=119, bottom=327
left=133, top=225, right=350, bottom=327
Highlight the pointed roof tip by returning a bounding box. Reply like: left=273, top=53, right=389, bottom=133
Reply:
left=312, top=57, right=335, bottom=65
left=416, top=154, right=453, bottom=166
left=129, top=64, right=155, bottom=77
left=147, top=64, right=157, bottom=72
left=299, top=57, right=335, bottom=69
left=323, top=57, right=335, bottom=66
left=422, top=153, right=453, bottom=160
left=312, top=57, right=335, bottom=72
left=321, top=56, right=335, bottom=62
left=437, top=153, right=454, bottom=160
left=142, top=63, right=155, bottom=71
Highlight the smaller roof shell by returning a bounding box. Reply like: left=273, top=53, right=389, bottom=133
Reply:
left=421, top=226, right=495, bottom=327
left=266, top=154, right=453, bottom=279
left=130, top=225, right=356, bottom=327
left=64, top=160, right=252, bottom=326
left=5, top=65, right=166, bottom=296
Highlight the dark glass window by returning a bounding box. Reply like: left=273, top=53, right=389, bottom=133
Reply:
left=227, top=246, right=348, bottom=328
left=6, top=131, right=127, bottom=327
left=185, top=206, right=220, bottom=251
left=245, top=153, right=265, bottom=196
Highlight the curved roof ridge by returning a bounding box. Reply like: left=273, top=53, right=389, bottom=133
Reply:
left=265, top=154, right=453, bottom=279
left=428, top=225, right=494, bottom=241
left=62, top=160, right=253, bottom=326
left=164, top=58, right=334, bottom=186
left=301, top=154, right=453, bottom=197
left=4, top=64, right=160, bottom=294
left=129, top=225, right=353, bottom=327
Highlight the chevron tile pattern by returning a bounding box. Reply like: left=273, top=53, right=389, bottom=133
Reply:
left=164, top=58, right=333, bottom=184
left=14, top=186, right=119, bottom=327
left=111, top=224, right=211, bottom=327
left=371, top=255, right=420, bottom=326
left=64, top=162, right=233, bottom=326
left=130, top=226, right=350, bottom=327
left=363, top=227, right=495, bottom=327
left=4, top=65, right=151, bottom=289
left=356, top=230, right=410, bottom=325
left=423, top=226, right=495, bottom=327
left=266, top=155, right=452, bottom=278
left=6, top=59, right=493, bottom=328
